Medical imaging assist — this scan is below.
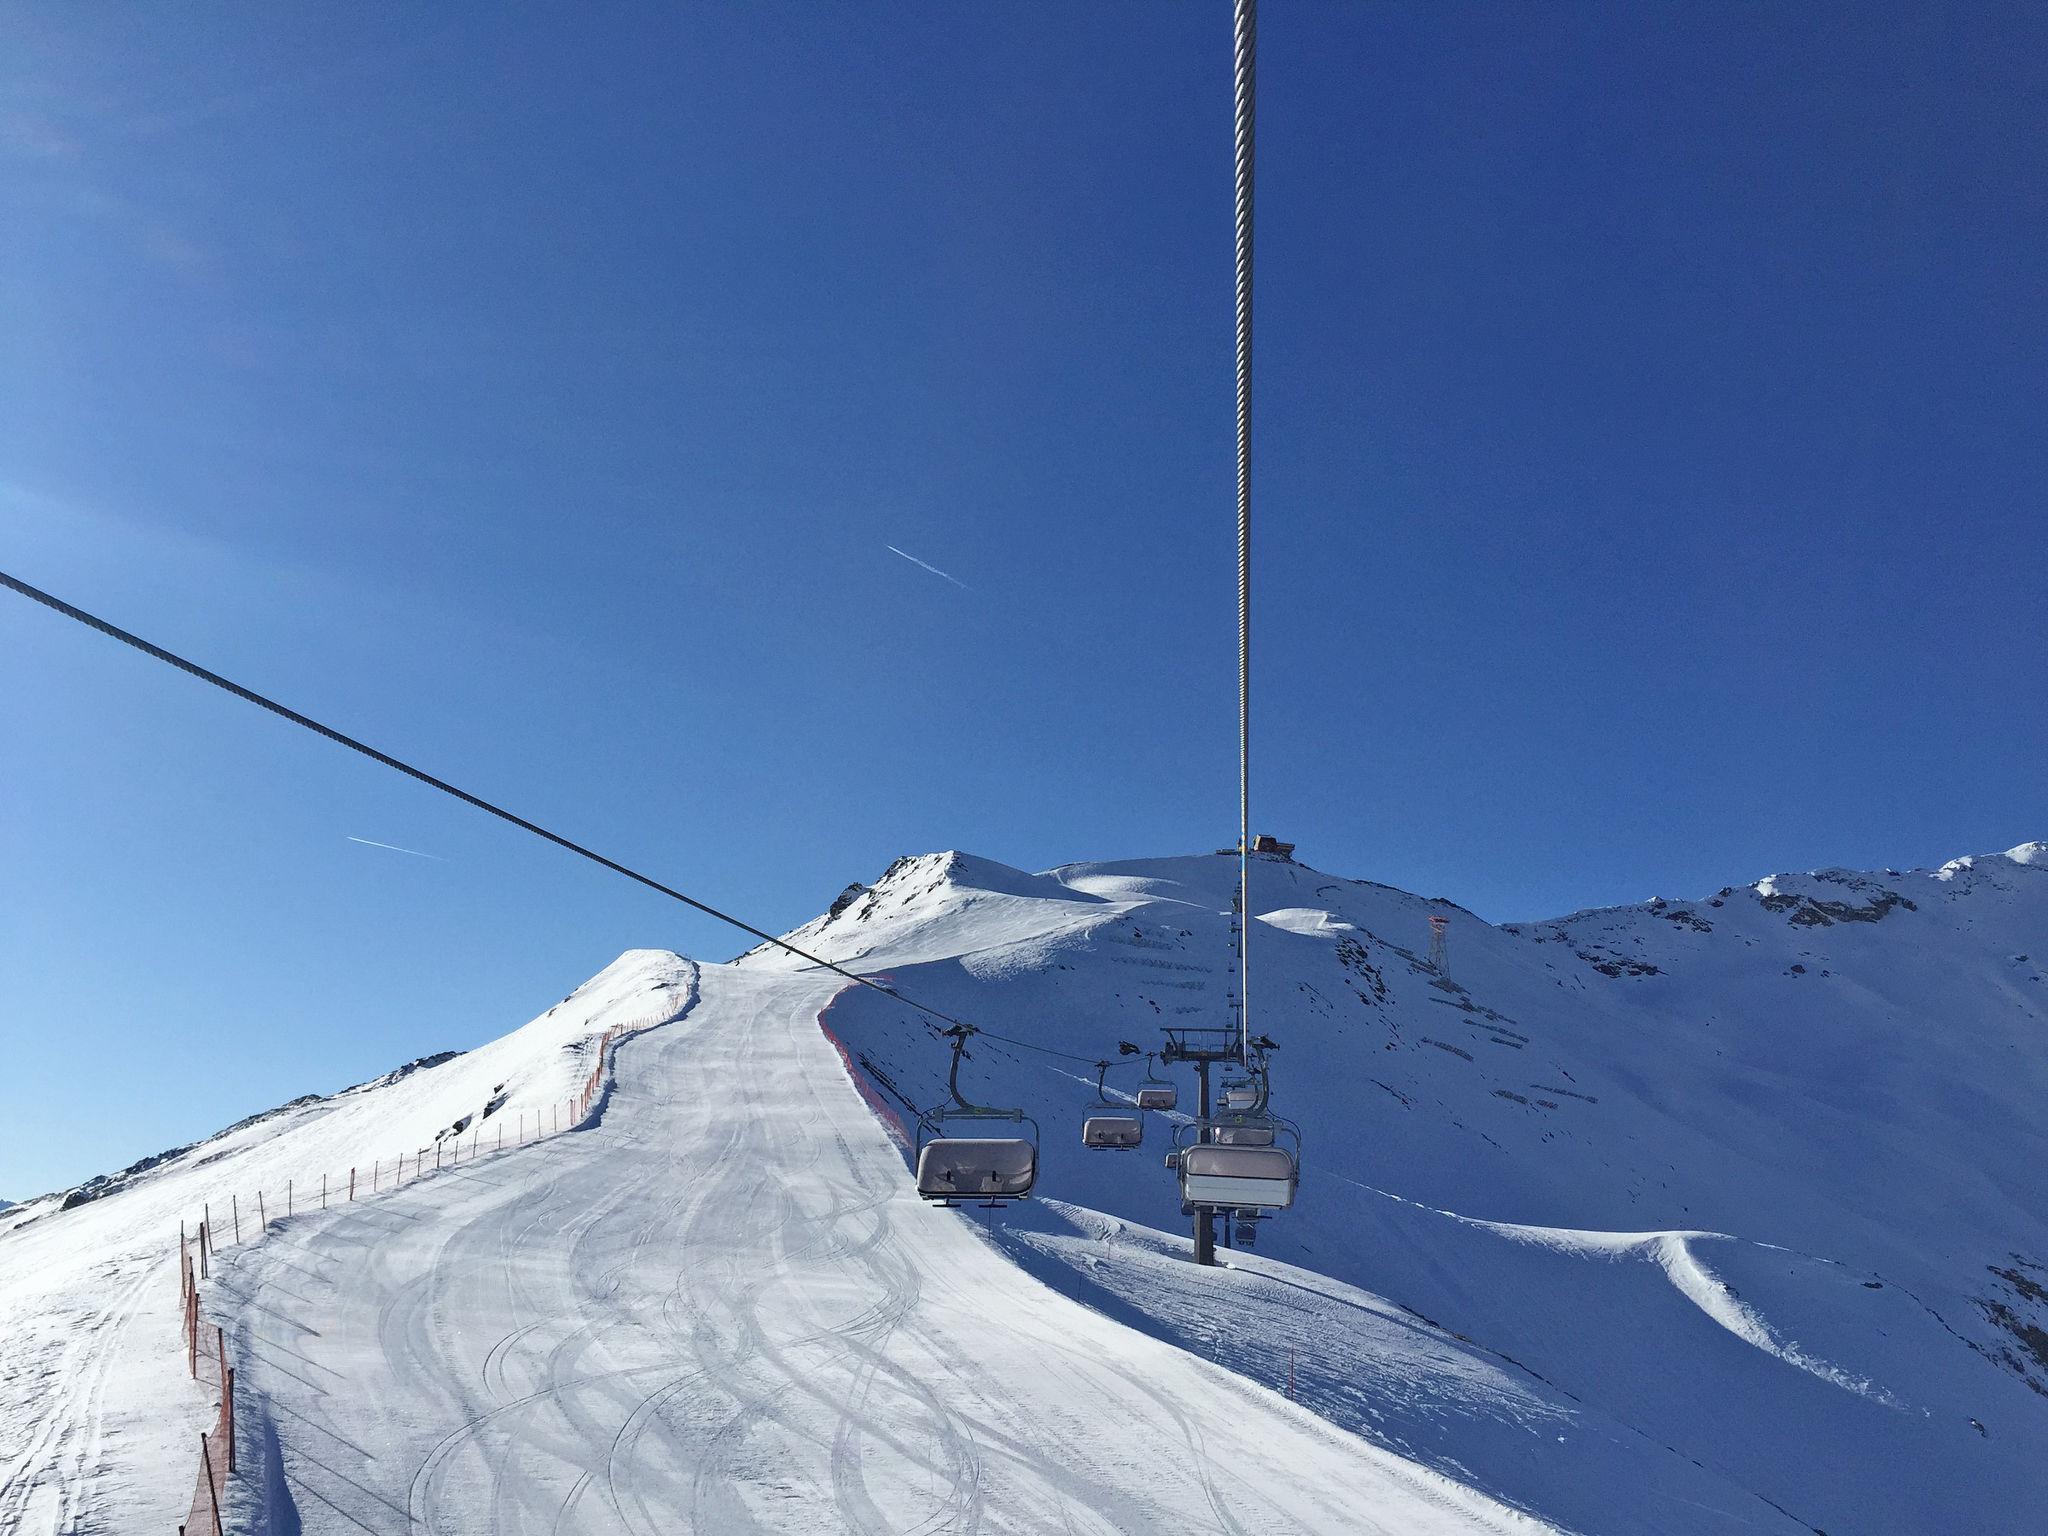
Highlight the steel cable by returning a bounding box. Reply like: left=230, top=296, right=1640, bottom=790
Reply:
left=4, top=13, right=1271, bottom=1078
left=0, top=567, right=1010, bottom=1039
left=1232, top=0, right=1257, bottom=1064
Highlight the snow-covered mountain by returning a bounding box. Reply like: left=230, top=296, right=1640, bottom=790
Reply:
left=3, top=841, right=2040, bottom=1534
left=747, top=840, right=2048, bottom=1534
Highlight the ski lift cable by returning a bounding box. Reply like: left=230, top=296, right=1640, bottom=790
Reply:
left=0, top=567, right=1032, bottom=1041
left=967, top=1024, right=1124, bottom=1067
left=1232, top=0, right=1256, bottom=1067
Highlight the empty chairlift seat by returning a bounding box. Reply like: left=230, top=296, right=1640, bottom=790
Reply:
left=1179, top=1143, right=1296, bottom=1210
left=1213, top=1122, right=1274, bottom=1146
left=916, top=1137, right=1037, bottom=1202
left=1082, top=1114, right=1144, bottom=1149
left=1135, top=1086, right=1177, bottom=1111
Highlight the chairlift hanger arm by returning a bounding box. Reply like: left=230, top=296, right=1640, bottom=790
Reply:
left=942, top=1024, right=987, bottom=1112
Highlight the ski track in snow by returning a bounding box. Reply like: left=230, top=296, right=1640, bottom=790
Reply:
left=216, top=965, right=1553, bottom=1535
left=7, top=841, right=2043, bottom=1532
left=0, top=951, right=694, bottom=1534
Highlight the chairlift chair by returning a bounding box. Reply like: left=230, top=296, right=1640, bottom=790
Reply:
left=1168, top=1116, right=1301, bottom=1212
left=914, top=1025, right=1040, bottom=1207
left=916, top=1118, right=1039, bottom=1205
left=1080, top=1059, right=1144, bottom=1150
left=1213, top=1120, right=1275, bottom=1146
left=1134, top=1053, right=1179, bottom=1112
left=1220, top=1058, right=1274, bottom=1116
left=1179, top=1142, right=1296, bottom=1209
left=1081, top=1115, right=1144, bottom=1149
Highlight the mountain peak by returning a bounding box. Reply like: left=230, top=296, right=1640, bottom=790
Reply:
left=1937, top=839, right=2047, bottom=881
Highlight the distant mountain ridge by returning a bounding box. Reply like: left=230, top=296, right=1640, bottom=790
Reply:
left=764, top=837, right=2047, bottom=1535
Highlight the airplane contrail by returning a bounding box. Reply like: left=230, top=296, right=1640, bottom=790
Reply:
left=346, top=835, right=444, bottom=861
left=886, top=545, right=971, bottom=590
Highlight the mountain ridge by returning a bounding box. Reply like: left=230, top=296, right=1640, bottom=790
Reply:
left=6, top=841, right=2042, bottom=1532
left=795, top=835, right=2047, bottom=1534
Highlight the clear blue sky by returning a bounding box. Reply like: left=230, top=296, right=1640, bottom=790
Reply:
left=4, top=3, right=2042, bottom=1196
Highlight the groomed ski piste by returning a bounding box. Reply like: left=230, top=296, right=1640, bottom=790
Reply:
left=3, top=843, right=2045, bottom=1533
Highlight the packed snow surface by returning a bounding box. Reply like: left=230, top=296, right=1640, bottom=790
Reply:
left=0, top=952, right=689, bottom=1533
left=758, top=844, right=2048, bottom=1534
left=4, top=840, right=2043, bottom=1533
left=212, top=963, right=1547, bottom=1534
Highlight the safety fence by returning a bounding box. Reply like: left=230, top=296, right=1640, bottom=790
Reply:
left=165, top=1009, right=661, bottom=1531
left=178, top=1222, right=233, bottom=1535
left=818, top=998, right=912, bottom=1146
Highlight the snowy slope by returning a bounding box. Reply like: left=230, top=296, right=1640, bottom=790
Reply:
left=6, top=842, right=2041, bottom=1534
left=763, top=842, right=2048, bottom=1535
left=0, top=951, right=691, bottom=1534
left=211, top=965, right=1550, bottom=1535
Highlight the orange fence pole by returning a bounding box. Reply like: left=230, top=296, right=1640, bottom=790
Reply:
left=200, top=1432, right=223, bottom=1536
left=224, top=1364, right=236, bottom=1472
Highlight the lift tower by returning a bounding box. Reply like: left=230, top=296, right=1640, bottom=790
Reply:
left=1427, top=914, right=1450, bottom=978
left=1160, top=1025, right=1248, bottom=1265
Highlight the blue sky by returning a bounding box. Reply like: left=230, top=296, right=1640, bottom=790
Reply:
left=3, top=2, right=2042, bottom=1195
